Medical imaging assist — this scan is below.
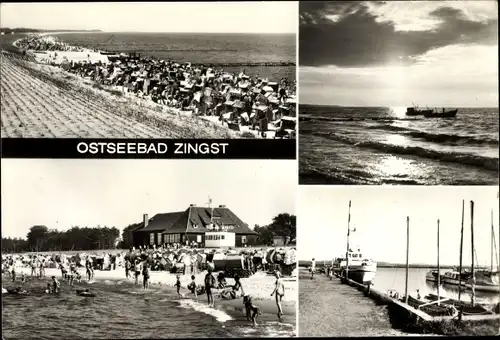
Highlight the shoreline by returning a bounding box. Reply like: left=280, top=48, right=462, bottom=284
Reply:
left=6, top=266, right=296, bottom=322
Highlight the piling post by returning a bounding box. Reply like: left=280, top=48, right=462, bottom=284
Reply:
left=470, top=200, right=475, bottom=306
left=405, top=216, right=410, bottom=304
left=458, top=200, right=464, bottom=302
left=437, top=219, right=440, bottom=305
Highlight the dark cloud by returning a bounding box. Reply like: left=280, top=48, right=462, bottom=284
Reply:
left=300, top=1, right=498, bottom=67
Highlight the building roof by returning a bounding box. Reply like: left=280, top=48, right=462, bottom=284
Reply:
left=134, top=212, right=184, bottom=232
left=133, top=205, right=256, bottom=235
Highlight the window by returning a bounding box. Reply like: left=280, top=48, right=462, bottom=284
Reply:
left=197, top=235, right=202, bottom=243
left=164, top=234, right=181, bottom=244
left=221, top=235, right=225, bottom=240
left=149, top=233, right=155, bottom=245
left=157, top=233, right=162, bottom=245
left=241, top=236, right=247, bottom=244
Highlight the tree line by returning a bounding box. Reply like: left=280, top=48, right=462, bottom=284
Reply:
left=1, top=225, right=120, bottom=253
left=2, top=213, right=296, bottom=253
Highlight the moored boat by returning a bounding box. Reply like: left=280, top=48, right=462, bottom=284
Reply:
left=425, top=269, right=443, bottom=283
left=465, top=270, right=500, bottom=293
left=425, top=293, right=497, bottom=314
left=405, top=294, right=458, bottom=317
left=337, top=249, right=377, bottom=284
left=442, top=270, right=471, bottom=286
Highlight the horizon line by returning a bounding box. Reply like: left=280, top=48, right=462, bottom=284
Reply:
left=0, top=28, right=296, bottom=35
left=299, top=103, right=499, bottom=109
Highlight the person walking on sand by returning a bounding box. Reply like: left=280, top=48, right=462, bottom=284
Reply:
left=310, top=258, right=316, bottom=279
left=134, top=260, right=141, bottom=286
left=125, top=259, right=131, bottom=279
left=271, top=271, right=285, bottom=319
left=142, top=262, right=150, bottom=290
left=204, top=267, right=216, bottom=307
left=175, top=275, right=182, bottom=297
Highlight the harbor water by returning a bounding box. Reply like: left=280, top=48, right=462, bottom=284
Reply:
left=299, top=106, right=499, bottom=185
left=371, top=267, right=499, bottom=305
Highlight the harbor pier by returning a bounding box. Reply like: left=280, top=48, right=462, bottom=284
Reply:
left=334, top=272, right=500, bottom=335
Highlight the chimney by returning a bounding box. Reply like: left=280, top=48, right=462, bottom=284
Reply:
left=219, top=205, right=226, bottom=208
left=143, top=214, right=148, bottom=227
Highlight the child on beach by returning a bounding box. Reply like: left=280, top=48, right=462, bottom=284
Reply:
left=134, top=260, right=141, bottom=286
left=204, top=267, right=216, bottom=307
left=175, top=275, right=182, bottom=297
left=20, top=273, right=26, bottom=283
left=45, top=283, right=52, bottom=294
left=270, top=271, right=285, bottom=319
left=52, top=276, right=60, bottom=294
left=187, top=275, right=198, bottom=298
left=11, top=264, right=16, bottom=282
left=142, top=262, right=150, bottom=290
left=125, top=259, right=131, bottom=279
left=310, top=258, right=316, bottom=279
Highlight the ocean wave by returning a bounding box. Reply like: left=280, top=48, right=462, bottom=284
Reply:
left=177, top=298, right=233, bottom=323
left=313, top=132, right=499, bottom=171
left=366, top=125, right=499, bottom=146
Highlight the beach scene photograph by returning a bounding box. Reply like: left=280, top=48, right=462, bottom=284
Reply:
left=0, top=2, right=297, bottom=139
left=298, top=185, right=499, bottom=336
left=1, top=159, right=297, bottom=338
left=299, top=1, right=498, bottom=184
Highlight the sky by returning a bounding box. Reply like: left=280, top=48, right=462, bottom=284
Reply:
left=300, top=1, right=498, bottom=107
left=0, top=2, right=297, bottom=34
left=299, top=186, right=499, bottom=268
left=1, top=159, right=296, bottom=239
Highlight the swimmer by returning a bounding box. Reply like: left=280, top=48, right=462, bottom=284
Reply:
left=76, top=288, right=95, bottom=297
left=175, top=275, right=181, bottom=297
left=45, top=283, right=52, bottom=294
left=7, top=287, right=29, bottom=295
left=20, top=273, right=26, bottom=283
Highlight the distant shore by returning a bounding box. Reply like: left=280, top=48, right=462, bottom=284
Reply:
left=298, top=261, right=475, bottom=269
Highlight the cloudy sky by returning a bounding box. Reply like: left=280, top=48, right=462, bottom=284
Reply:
left=299, top=186, right=499, bottom=267
left=1, top=159, right=296, bottom=239
left=300, top=1, right=498, bottom=107
left=0, top=2, right=297, bottom=34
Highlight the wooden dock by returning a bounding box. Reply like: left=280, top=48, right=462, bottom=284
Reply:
left=335, top=273, right=500, bottom=333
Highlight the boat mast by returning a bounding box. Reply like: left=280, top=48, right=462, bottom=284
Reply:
left=405, top=216, right=410, bottom=304
left=437, top=219, right=440, bottom=305
left=345, top=200, right=351, bottom=281
left=492, top=209, right=494, bottom=272
left=458, top=200, right=464, bottom=302
left=470, top=200, right=475, bottom=306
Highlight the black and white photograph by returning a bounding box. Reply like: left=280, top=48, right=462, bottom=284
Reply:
left=0, top=2, right=297, bottom=139
left=1, top=159, right=297, bottom=338
left=299, top=1, right=498, bottom=185
left=298, top=185, right=499, bottom=337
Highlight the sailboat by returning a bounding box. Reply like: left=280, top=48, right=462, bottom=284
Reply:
left=464, top=208, right=500, bottom=293
left=337, top=201, right=377, bottom=284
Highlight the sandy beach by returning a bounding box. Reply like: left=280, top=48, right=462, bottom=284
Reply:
left=0, top=53, right=240, bottom=138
